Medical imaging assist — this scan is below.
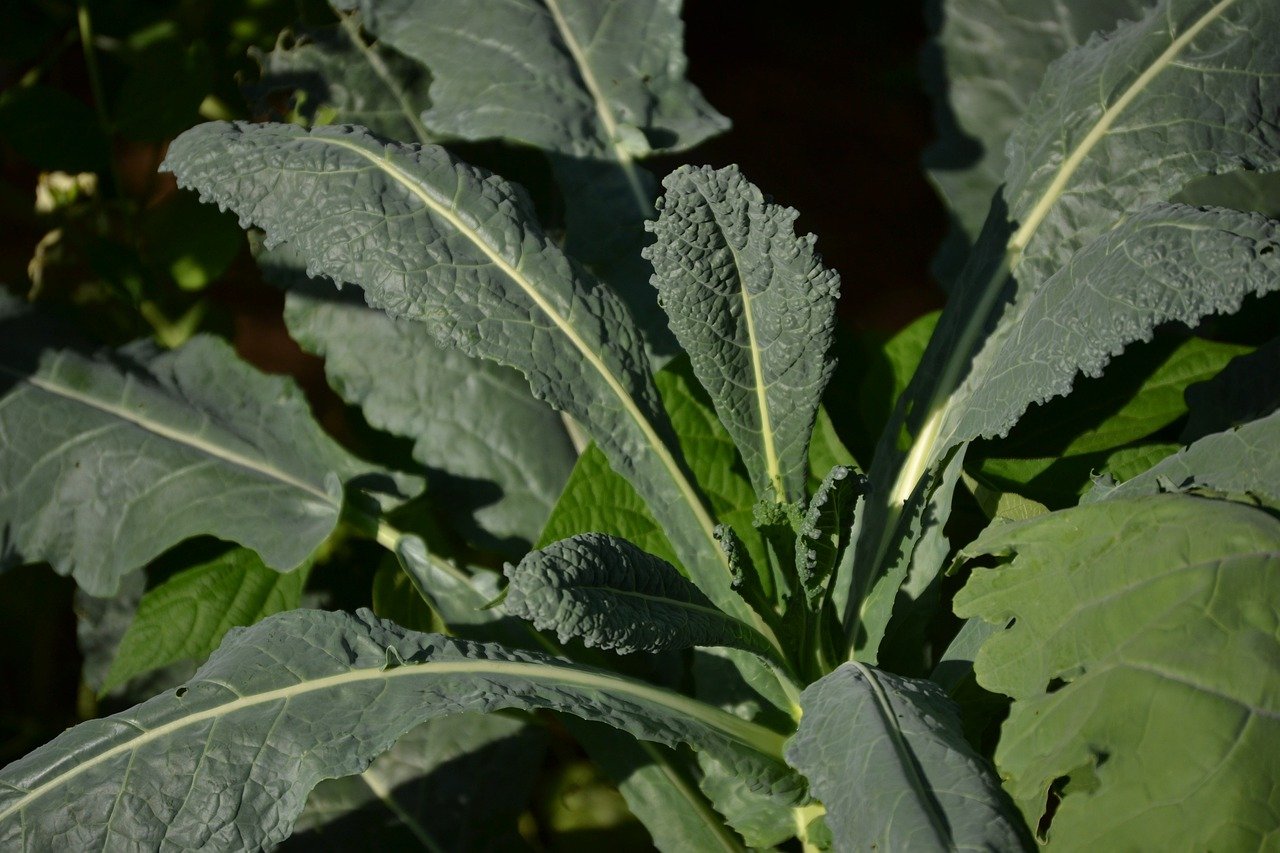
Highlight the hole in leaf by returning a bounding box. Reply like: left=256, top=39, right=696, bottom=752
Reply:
left=175, top=686, right=188, bottom=698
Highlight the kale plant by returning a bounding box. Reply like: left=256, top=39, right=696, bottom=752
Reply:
left=0, top=0, right=1277, bottom=849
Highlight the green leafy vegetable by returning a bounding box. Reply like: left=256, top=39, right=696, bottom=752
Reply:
left=955, top=494, right=1280, bottom=848
left=0, top=295, right=408, bottom=595
left=786, top=661, right=1031, bottom=851
left=505, top=533, right=773, bottom=656
left=162, top=122, right=765, bottom=637
left=646, top=164, right=840, bottom=503
left=0, top=609, right=798, bottom=849
left=103, top=548, right=308, bottom=693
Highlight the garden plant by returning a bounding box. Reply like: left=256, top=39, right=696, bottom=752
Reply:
left=0, top=0, right=1278, bottom=849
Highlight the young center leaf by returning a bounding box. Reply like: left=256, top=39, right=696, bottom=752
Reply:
left=162, top=121, right=768, bottom=639
left=954, top=494, right=1280, bottom=849
left=505, top=533, right=774, bottom=656
left=647, top=165, right=840, bottom=504
left=0, top=609, right=801, bottom=850
left=0, top=295, right=410, bottom=596
left=785, top=662, right=1032, bottom=851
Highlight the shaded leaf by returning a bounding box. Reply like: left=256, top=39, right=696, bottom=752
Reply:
left=786, top=661, right=1031, bottom=851
left=103, top=548, right=309, bottom=693
left=0, top=295, right=407, bottom=595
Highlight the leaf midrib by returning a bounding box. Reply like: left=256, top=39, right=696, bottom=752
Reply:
left=688, top=179, right=788, bottom=502
left=848, top=661, right=953, bottom=849
left=312, top=136, right=749, bottom=621
left=0, top=361, right=334, bottom=504
left=0, top=656, right=787, bottom=822
left=1007, top=0, right=1242, bottom=257
left=541, top=0, right=653, bottom=214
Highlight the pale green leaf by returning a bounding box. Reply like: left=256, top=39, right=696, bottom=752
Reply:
left=103, top=548, right=308, bottom=693
left=785, top=661, right=1031, bottom=852
left=954, top=495, right=1280, bottom=848
left=646, top=164, right=840, bottom=503
left=282, top=277, right=576, bottom=553
left=0, top=609, right=799, bottom=849
left=286, top=714, right=545, bottom=851
left=505, top=533, right=771, bottom=656
left=0, top=296, right=406, bottom=596
left=162, top=122, right=764, bottom=637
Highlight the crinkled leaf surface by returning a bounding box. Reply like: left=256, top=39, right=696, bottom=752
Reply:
left=103, top=548, right=308, bottom=693
left=283, top=277, right=576, bottom=552
left=796, top=465, right=861, bottom=607
left=786, top=661, right=1031, bottom=852
left=348, top=0, right=727, bottom=353
left=937, top=204, right=1280, bottom=457
left=646, top=165, right=840, bottom=502
left=955, top=495, right=1280, bottom=848
left=505, top=533, right=771, bottom=655
left=0, top=296, right=403, bottom=595
left=162, top=122, right=761, bottom=635
left=285, top=713, right=545, bottom=851
left=0, top=609, right=798, bottom=850
left=393, top=535, right=741, bottom=851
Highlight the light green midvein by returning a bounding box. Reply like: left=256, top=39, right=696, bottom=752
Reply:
left=542, top=0, right=653, bottom=217
left=637, top=742, right=746, bottom=853
left=891, top=0, right=1242, bottom=510
left=311, top=136, right=775, bottom=643
left=737, top=258, right=786, bottom=503
left=1007, top=0, right=1242, bottom=259
left=849, top=661, right=952, bottom=848
left=854, top=0, right=1241, bottom=657
left=0, top=658, right=787, bottom=822
left=0, top=365, right=332, bottom=503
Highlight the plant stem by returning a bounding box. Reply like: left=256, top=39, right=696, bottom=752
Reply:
left=76, top=0, right=119, bottom=195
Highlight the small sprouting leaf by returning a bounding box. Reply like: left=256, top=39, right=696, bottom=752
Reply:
left=785, top=661, right=1031, bottom=851
left=646, top=164, right=840, bottom=503
left=796, top=466, right=862, bottom=607
left=505, top=533, right=772, bottom=656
